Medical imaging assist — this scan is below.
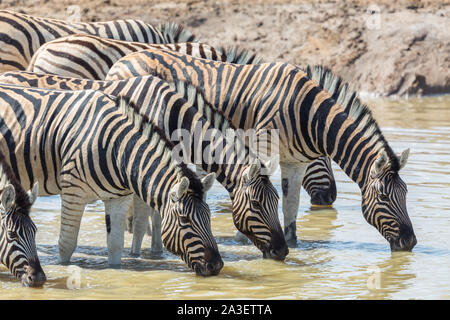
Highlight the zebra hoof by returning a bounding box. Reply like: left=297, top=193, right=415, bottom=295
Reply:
left=286, top=237, right=298, bottom=248
left=284, top=223, right=298, bottom=248
left=129, top=252, right=141, bottom=258
left=148, top=250, right=163, bottom=259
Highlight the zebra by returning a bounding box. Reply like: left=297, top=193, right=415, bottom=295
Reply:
left=26, top=36, right=336, bottom=209
left=27, top=34, right=262, bottom=79
left=0, top=83, right=222, bottom=275
left=0, top=71, right=289, bottom=261
left=0, top=151, right=45, bottom=287
left=0, top=10, right=197, bottom=72
left=105, top=48, right=417, bottom=251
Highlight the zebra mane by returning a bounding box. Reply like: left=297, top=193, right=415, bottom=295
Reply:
left=116, top=96, right=205, bottom=196
left=169, top=80, right=235, bottom=133
left=158, top=22, right=199, bottom=43
left=306, top=65, right=400, bottom=171
left=0, top=152, right=31, bottom=213
left=219, top=46, right=263, bottom=65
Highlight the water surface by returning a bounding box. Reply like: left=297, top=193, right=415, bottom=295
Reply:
left=1, top=95, right=449, bottom=299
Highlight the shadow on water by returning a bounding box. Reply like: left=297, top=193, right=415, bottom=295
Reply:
left=36, top=243, right=190, bottom=272
left=294, top=206, right=450, bottom=256
left=212, top=200, right=233, bottom=215
left=36, top=241, right=265, bottom=273
left=293, top=232, right=450, bottom=256
left=358, top=252, right=417, bottom=299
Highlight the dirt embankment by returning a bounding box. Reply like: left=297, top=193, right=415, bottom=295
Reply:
left=1, top=0, right=449, bottom=97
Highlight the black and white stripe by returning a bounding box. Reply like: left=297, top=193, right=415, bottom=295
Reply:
left=0, top=83, right=222, bottom=275
left=0, top=71, right=288, bottom=261
left=0, top=10, right=197, bottom=72
left=105, top=48, right=417, bottom=251
left=27, top=34, right=261, bottom=79
left=0, top=151, right=45, bottom=287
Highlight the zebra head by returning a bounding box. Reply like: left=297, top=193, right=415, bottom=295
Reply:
left=304, top=157, right=337, bottom=206
left=162, top=172, right=223, bottom=276
left=0, top=182, right=46, bottom=287
left=232, top=159, right=288, bottom=261
left=362, top=148, right=417, bottom=251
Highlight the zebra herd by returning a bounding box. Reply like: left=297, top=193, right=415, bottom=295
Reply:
left=0, top=10, right=416, bottom=288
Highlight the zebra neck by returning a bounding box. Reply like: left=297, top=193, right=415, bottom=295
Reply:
left=313, top=102, right=387, bottom=190
left=114, top=128, right=179, bottom=213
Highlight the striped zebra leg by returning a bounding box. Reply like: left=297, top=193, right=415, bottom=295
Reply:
left=58, top=194, right=87, bottom=264
left=130, top=196, right=150, bottom=257
left=104, top=195, right=133, bottom=267
left=280, top=162, right=309, bottom=247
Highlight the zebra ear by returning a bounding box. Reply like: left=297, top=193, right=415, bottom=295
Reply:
left=243, top=159, right=261, bottom=183
left=370, top=151, right=389, bottom=178
left=262, top=159, right=278, bottom=176
left=201, top=173, right=215, bottom=192
left=27, top=182, right=39, bottom=205
left=398, top=148, right=410, bottom=170
left=170, top=177, right=190, bottom=202
left=1, top=184, right=15, bottom=213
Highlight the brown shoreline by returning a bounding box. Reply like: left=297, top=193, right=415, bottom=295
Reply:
left=1, top=0, right=449, bottom=97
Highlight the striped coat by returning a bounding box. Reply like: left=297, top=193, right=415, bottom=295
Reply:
left=0, top=83, right=223, bottom=274
left=27, top=34, right=261, bottom=79
left=0, top=71, right=288, bottom=261
left=26, top=32, right=335, bottom=208
left=0, top=151, right=45, bottom=287
left=105, top=48, right=417, bottom=251
left=0, top=10, right=196, bottom=72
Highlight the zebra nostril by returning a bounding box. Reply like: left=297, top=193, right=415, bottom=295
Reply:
left=206, top=262, right=215, bottom=272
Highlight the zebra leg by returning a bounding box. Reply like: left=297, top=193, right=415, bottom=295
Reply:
left=103, top=194, right=134, bottom=267
left=130, top=196, right=150, bottom=257
left=149, top=208, right=163, bottom=254
left=280, top=162, right=309, bottom=247
left=125, top=199, right=135, bottom=233
left=58, top=194, right=87, bottom=264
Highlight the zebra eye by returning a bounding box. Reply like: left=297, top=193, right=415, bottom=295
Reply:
left=251, top=200, right=262, bottom=210
left=179, top=216, right=190, bottom=224
left=7, top=230, right=18, bottom=240
left=379, top=194, right=390, bottom=202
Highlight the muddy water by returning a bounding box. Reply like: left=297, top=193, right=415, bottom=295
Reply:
left=0, top=95, right=449, bottom=299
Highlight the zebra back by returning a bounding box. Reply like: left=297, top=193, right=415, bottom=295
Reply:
left=0, top=10, right=196, bottom=72
left=27, top=32, right=262, bottom=79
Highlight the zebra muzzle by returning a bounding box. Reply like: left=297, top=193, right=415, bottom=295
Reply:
left=390, top=234, right=417, bottom=252
left=21, top=261, right=47, bottom=287
left=261, top=230, right=289, bottom=261
left=192, top=247, right=224, bottom=277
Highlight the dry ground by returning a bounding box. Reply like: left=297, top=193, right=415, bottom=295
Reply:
left=1, top=0, right=449, bottom=97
